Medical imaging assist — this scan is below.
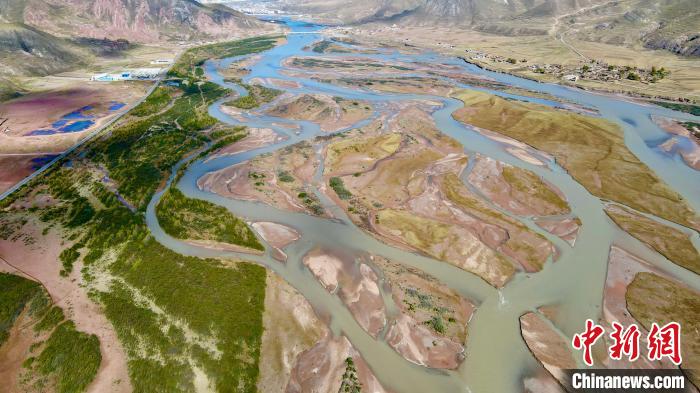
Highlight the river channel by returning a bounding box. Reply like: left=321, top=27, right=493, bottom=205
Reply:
left=145, top=18, right=700, bottom=393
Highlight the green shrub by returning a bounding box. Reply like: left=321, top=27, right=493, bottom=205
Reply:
left=0, top=273, right=42, bottom=345
left=330, top=177, right=352, bottom=200
left=33, top=321, right=101, bottom=393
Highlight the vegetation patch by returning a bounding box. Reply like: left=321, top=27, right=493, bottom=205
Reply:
left=130, top=86, right=175, bottom=117
left=0, top=273, right=42, bottom=345
left=329, top=177, right=352, bottom=200
left=28, top=321, right=101, bottom=393
left=0, top=35, right=283, bottom=392
left=453, top=90, right=699, bottom=229
left=653, top=101, right=700, bottom=116
left=168, top=36, right=282, bottom=79
left=226, top=84, right=282, bottom=110
left=626, top=272, right=700, bottom=386
left=501, top=166, right=569, bottom=214
left=339, top=357, right=362, bottom=393
left=156, top=187, right=263, bottom=251
left=605, top=206, right=700, bottom=275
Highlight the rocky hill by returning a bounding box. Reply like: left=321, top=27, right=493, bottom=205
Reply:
left=17, top=0, right=265, bottom=43
left=218, top=0, right=698, bottom=57
left=566, top=0, right=700, bottom=57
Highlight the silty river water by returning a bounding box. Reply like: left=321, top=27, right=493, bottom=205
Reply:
left=144, top=18, right=700, bottom=393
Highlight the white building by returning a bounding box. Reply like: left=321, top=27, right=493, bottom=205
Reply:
left=91, top=68, right=163, bottom=82
left=150, top=59, right=173, bottom=65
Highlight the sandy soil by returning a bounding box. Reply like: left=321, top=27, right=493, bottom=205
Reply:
left=199, top=161, right=308, bottom=214
left=467, top=155, right=570, bottom=217
left=653, top=117, right=700, bottom=171
left=321, top=105, right=555, bottom=287
left=212, top=128, right=288, bottom=158
left=303, top=248, right=386, bottom=337
left=0, top=218, right=131, bottom=393
left=602, top=246, right=677, bottom=370
left=520, top=312, right=576, bottom=387
left=184, top=239, right=264, bottom=255
left=266, top=94, right=373, bottom=133
left=534, top=217, right=581, bottom=246
left=251, top=77, right=302, bottom=90
left=385, top=313, right=464, bottom=369
left=200, top=141, right=325, bottom=217
left=258, top=271, right=327, bottom=393
left=0, top=306, right=51, bottom=392
left=252, top=221, right=300, bottom=261
left=286, top=335, right=390, bottom=393
left=373, top=257, right=475, bottom=344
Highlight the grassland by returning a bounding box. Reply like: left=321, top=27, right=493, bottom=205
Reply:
left=606, top=206, right=700, bottom=275
left=29, top=321, right=102, bottom=393
left=226, top=83, right=282, bottom=110
left=156, top=188, right=263, bottom=251
left=453, top=90, right=699, bottom=230
left=329, top=177, right=352, bottom=200
left=129, top=85, right=176, bottom=117
left=0, top=272, right=42, bottom=345
left=0, top=35, right=281, bottom=391
left=168, top=36, right=282, bottom=80
left=653, top=101, right=700, bottom=116
left=325, top=133, right=401, bottom=175
left=501, top=166, right=569, bottom=214
left=626, top=272, right=700, bottom=386
left=376, top=208, right=516, bottom=287
left=0, top=273, right=101, bottom=393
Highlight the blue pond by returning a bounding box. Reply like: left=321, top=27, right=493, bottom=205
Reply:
left=27, top=101, right=125, bottom=136
left=30, top=154, right=59, bottom=169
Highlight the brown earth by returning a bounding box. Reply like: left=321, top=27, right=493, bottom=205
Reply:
left=266, top=94, right=372, bottom=133
left=520, top=312, right=577, bottom=387
left=251, top=222, right=300, bottom=261
left=286, top=335, right=389, bottom=393
left=303, top=248, right=386, bottom=338
left=199, top=141, right=325, bottom=217
left=321, top=105, right=555, bottom=287
left=257, top=271, right=327, bottom=393
left=211, top=128, right=287, bottom=158
left=0, top=216, right=131, bottom=393
left=534, top=217, right=581, bottom=247
left=467, top=155, right=570, bottom=217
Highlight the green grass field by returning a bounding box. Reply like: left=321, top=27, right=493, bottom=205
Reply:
left=157, top=188, right=263, bottom=251
left=0, top=273, right=100, bottom=393
left=0, top=35, right=283, bottom=392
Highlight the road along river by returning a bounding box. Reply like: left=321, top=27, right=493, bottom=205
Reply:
left=145, top=18, right=700, bottom=393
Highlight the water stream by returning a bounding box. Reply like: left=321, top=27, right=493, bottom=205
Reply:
left=144, top=18, right=700, bottom=393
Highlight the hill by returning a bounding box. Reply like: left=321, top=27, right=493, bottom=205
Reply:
left=11, top=0, right=264, bottom=43
left=220, top=0, right=699, bottom=57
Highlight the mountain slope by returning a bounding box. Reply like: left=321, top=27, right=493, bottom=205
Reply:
left=20, top=0, right=265, bottom=43
left=247, top=0, right=698, bottom=56
left=561, top=0, right=700, bottom=57
left=0, top=23, right=85, bottom=76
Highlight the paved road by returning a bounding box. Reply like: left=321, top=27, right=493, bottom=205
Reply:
left=0, top=79, right=162, bottom=202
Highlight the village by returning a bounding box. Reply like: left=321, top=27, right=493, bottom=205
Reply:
left=464, top=48, right=670, bottom=84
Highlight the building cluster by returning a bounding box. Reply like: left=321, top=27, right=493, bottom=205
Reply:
left=464, top=49, right=524, bottom=64
left=91, top=68, right=164, bottom=82
left=464, top=48, right=668, bottom=84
